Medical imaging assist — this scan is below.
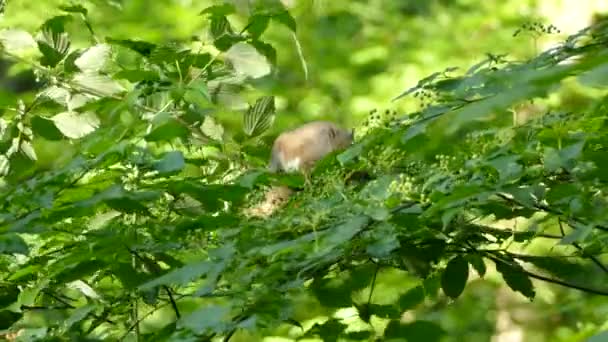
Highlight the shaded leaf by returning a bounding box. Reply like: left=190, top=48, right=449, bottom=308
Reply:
left=0, top=233, right=28, bottom=255
left=153, top=151, right=185, bottom=175
left=494, top=259, right=535, bottom=299
left=384, top=320, right=445, bottom=342
left=398, top=285, right=425, bottom=311
left=441, top=256, right=469, bottom=299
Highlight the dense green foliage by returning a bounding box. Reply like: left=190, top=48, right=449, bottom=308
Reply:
left=1, top=1, right=608, bottom=341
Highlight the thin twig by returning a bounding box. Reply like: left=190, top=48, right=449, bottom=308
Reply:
left=484, top=253, right=608, bottom=296
left=558, top=219, right=608, bottom=274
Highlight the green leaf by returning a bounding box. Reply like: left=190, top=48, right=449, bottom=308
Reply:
left=50, top=111, right=100, bottom=139
left=398, top=285, right=425, bottom=311
left=225, top=42, right=271, bottom=79
left=114, top=69, right=159, bottom=82
left=30, top=115, right=65, bottom=140
left=0, top=233, right=28, bottom=255
left=139, top=260, right=212, bottom=290
left=384, top=320, right=445, bottom=342
left=310, top=276, right=354, bottom=308
left=246, top=15, right=270, bottom=39
left=201, top=115, right=224, bottom=141
left=53, top=260, right=105, bottom=283
left=587, top=331, right=608, bottom=342
left=0, top=29, right=37, bottom=56
left=337, top=142, right=363, bottom=165
left=272, top=10, right=297, bottom=32
left=441, top=256, right=469, bottom=299
left=178, top=304, right=231, bottom=334
left=579, top=62, right=608, bottom=87
left=74, top=44, right=111, bottom=72
left=369, top=304, right=401, bottom=319
left=145, top=119, right=190, bottom=142
left=106, top=38, right=156, bottom=56
left=210, top=16, right=233, bottom=39
left=308, top=319, right=347, bottom=341
left=559, top=223, right=593, bottom=245
left=494, top=259, right=535, bottom=299
left=59, top=4, right=88, bottom=15
left=153, top=151, right=185, bottom=175
left=184, top=79, right=210, bottom=105
left=63, top=304, right=96, bottom=330
left=249, top=39, right=277, bottom=65
left=366, top=223, right=399, bottom=257
left=243, top=96, right=275, bottom=137
left=466, top=254, right=486, bottom=277
left=73, top=72, right=125, bottom=96
left=486, top=155, right=523, bottom=182
left=200, top=4, right=236, bottom=17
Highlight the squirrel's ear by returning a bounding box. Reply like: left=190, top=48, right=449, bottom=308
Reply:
left=328, top=127, right=337, bottom=140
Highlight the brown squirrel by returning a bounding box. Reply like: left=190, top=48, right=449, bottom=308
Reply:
left=268, top=121, right=354, bottom=174
left=246, top=121, right=354, bottom=217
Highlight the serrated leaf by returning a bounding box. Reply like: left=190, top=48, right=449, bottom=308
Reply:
left=272, top=10, right=297, bottom=32
left=75, top=44, right=111, bottom=72
left=250, top=39, right=277, bottom=65
left=200, top=3, right=236, bottom=17
left=441, top=256, right=469, bottom=299
left=139, top=260, right=213, bottom=290
left=243, top=96, right=275, bottom=137
left=30, top=115, right=65, bottom=140
left=246, top=15, right=270, bottom=39
left=145, top=118, right=190, bottom=142
left=178, top=304, right=232, bottom=334
left=225, top=42, right=271, bottom=79
left=20, top=141, right=37, bottom=161
left=51, top=111, right=100, bottom=139
left=0, top=233, right=28, bottom=255
left=154, top=151, right=185, bottom=175
left=559, top=223, right=593, bottom=245
left=114, top=69, right=159, bottom=82
left=0, top=29, right=37, bottom=55
left=201, top=115, right=224, bottom=141
left=494, top=259, right=535, bottom=299
left=398, top=285, right=425, bottom=311
left=369, top=304, right=401, bottom=319
left=73, top=72, right=125, bottom=96
left=384, top=320, right=445, bottom=342
left=106, top=38, right=156, bottom=56
left=466, top=254, right=486, bottom=277
left=59, top=4, right=88, bottom=15
left=37, top=18, right=71, bottom=67
left=63, top=304, right=95, bottom=330
left=210, top=15, right=233, bottom=39
left=184, top=79, right=210, bottom=105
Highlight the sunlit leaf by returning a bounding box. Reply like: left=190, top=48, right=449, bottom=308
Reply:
left=225, top=42, right=271, bottom=79
left=74, top=44, right=111, bottom=72
left=243, top=96, right=275, bottom=137
left=50, top=111, right=100, bottom=139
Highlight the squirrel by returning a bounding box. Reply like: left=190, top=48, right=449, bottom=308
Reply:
left=268, top=121, right=354, bottom=175
left=246, top=121, right=354, bottom=217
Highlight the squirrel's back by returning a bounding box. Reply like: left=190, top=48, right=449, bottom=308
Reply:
left=268, top=121, right=354, bottom=173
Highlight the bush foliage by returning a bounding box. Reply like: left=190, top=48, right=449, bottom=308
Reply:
left=1, top=1, right=608, bottom=341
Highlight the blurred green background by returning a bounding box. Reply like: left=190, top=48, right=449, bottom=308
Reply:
left=2, top=1, right=608, bottom=341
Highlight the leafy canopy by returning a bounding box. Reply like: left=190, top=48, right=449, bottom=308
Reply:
left=1, top=1, right=608, bottom=341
